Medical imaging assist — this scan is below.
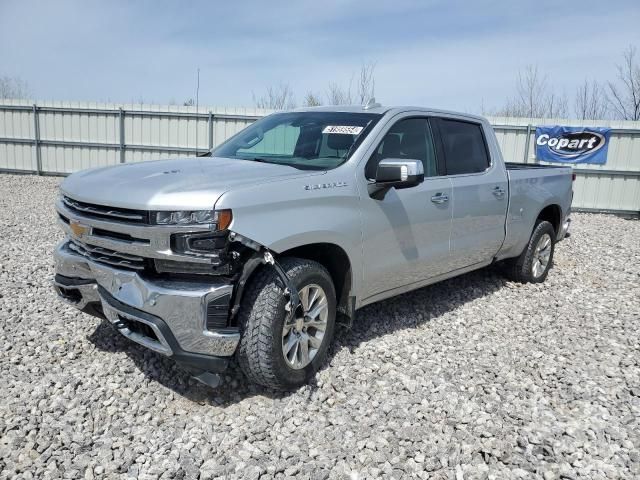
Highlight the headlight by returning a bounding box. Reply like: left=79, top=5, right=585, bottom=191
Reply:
left=155, top=210, right=212, bottom=225
left=153, top=209, right=232, bottom=229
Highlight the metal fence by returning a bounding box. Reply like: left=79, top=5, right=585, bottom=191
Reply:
left=1, top=100, right=639, bottom=214
left=0, top=100, right=269, bottom=174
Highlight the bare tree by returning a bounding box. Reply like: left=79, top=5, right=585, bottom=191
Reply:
left=303, top=91, right=323, bottom=107
left=357, top=62, right=376, bottom=104
left=607, top=45, right=640, bottom=120
left=253, top=83, right=296, bottom=110
left=326, top=80, right=353, bottom=105
left=0, top=75, right=30, bottom=99
left=574, top=80, right=607, bottom=120
left=546, top=92, right=569, bottom=119
left=516, top=65, right=549, bottom=117
left=325, top=63, right=377, bottom=106
left=496, top=65, right=568, bottom=118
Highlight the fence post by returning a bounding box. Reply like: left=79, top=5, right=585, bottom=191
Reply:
left=119, top=108, right=125, bottom=163
left=208, top=112, right=214, bottom=151
left=32, top=104, right=42, bottom=175
left=523, top=124, right=532, bottom=163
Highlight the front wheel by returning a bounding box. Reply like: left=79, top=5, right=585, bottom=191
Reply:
left=504, top=220, right=556, bottom=283
left=236, top=257, right=336, bottom=390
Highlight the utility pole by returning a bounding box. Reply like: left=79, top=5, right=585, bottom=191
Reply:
left=195, top=68, right=200, bottom=155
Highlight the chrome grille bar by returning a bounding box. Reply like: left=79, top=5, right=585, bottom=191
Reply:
left=63, top=196, right=146, bottom=222
left=68, top=240, right=146, bottom=270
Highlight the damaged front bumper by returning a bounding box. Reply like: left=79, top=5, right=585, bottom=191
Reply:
left=53, top=240, right=240, bottom=374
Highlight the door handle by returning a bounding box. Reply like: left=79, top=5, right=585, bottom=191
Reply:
left=431, top=193, right=449, bottom=204
left=492, top=186, right=506, bottom=198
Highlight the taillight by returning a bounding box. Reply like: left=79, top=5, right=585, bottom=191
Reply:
left=572, top=172, right=576, bottom=181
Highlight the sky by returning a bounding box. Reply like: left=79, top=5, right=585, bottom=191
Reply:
left=1, top=0, right=639, bottom=113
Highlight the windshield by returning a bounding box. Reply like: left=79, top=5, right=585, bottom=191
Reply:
left=212, top=111, right=381, bottom=170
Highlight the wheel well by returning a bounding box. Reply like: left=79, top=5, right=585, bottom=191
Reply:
left=537, top=204, right=561, bottom=235
left=279, top=243, right=353, bottom=320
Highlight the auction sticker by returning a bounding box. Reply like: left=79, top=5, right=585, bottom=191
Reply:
left=323, top=125, right=364, bottom=135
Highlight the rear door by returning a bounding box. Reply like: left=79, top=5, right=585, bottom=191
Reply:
left=359, top=115, right=453, bottom=300
left=433, top=117, right=508, bottom=270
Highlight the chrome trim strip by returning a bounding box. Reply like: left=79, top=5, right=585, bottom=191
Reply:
left=69, top=239, right=144, bottom=261
left=63, top=196, right=144, bottom=221
left=68, top=241, right=146, bottom=270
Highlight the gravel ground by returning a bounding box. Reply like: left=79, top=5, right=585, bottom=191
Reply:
left=0, top=173, right=639, bottom=480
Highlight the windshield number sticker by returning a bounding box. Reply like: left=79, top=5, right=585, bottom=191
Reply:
left=323, top=125, right=363, bottom=135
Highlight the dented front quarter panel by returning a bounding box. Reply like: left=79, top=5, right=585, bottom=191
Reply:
left=214, top=168, right=364, bottom=301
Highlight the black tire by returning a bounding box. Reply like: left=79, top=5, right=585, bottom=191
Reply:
left=236, top=257, right=336, bottom=390
left=504, top=220, right=556, bottom=283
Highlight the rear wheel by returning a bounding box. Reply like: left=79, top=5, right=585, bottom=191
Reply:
left=504, top=220, right=556, bottom=283
left=236, top=257, right=336, bottom=390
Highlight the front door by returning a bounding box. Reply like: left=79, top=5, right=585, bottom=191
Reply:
left=359, top=116, right=453, bottom=300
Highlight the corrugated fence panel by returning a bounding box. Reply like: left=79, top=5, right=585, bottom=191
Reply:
left=125, top=149, right=185, bottom=163
left=0, top=142, right=35, bottom=171
left=493, top=128, right=529, bottom=163
left=572, top=174, right=639, bottom=211
left=40, top=145, right=120, bottom=173
left=0, top=99, right=36, bottom=170
left=1, top=100, right=638, bottom=213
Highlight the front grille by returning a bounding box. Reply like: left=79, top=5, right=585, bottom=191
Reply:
left=68, top=240, right=146, bottom=271
left=63, top=196, right=148, bottom=223
left=91, top=227, right=149, bottom=245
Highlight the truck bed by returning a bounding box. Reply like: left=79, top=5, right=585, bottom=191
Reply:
left=497, top=162, right=573, bottom=262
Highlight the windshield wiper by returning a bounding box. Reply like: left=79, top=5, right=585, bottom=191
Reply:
left=236, top=157, right=309, bottom=170
left=236, top=157, right=282, bottom=165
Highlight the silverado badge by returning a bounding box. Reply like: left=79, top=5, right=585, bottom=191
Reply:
left=304, top=181, right=348, bottom=191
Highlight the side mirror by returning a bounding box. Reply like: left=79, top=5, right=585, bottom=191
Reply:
left=368, top=158, right=424, bottom=199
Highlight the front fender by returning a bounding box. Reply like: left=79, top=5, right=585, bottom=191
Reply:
left=215, top=172, right=363, bottom=298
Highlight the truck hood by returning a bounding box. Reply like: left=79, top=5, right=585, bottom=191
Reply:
left=60, top=156, right=323, bottom=210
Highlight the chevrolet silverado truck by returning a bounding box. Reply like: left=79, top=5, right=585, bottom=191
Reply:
left=53, top=104, right=573, bottom=390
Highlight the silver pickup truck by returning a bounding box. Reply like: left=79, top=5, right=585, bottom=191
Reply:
left=53, top=105, right=573, bottom=389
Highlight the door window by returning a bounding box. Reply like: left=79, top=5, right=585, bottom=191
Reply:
left=365, top=118, right=438, bottom=179
left=437, top=119, right=490, bottom=175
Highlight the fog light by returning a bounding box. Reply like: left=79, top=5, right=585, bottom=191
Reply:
left=172, top=232, right=227, bottom=256
left=154, top=259, right=231, bottom=275
left=189, top=236, right=219, bottom=251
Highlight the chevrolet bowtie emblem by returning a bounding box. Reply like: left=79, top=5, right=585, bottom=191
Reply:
left=69, top=220, right=90, bottom=238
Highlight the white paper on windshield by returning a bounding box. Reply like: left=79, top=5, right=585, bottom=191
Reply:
left=322, top=125, right=364, bottom=135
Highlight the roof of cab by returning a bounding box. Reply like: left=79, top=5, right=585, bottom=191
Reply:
left=290, top=104, right=488, bottom=123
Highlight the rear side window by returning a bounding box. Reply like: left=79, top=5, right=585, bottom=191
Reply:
left=438, top=119, right=490, bottom=175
